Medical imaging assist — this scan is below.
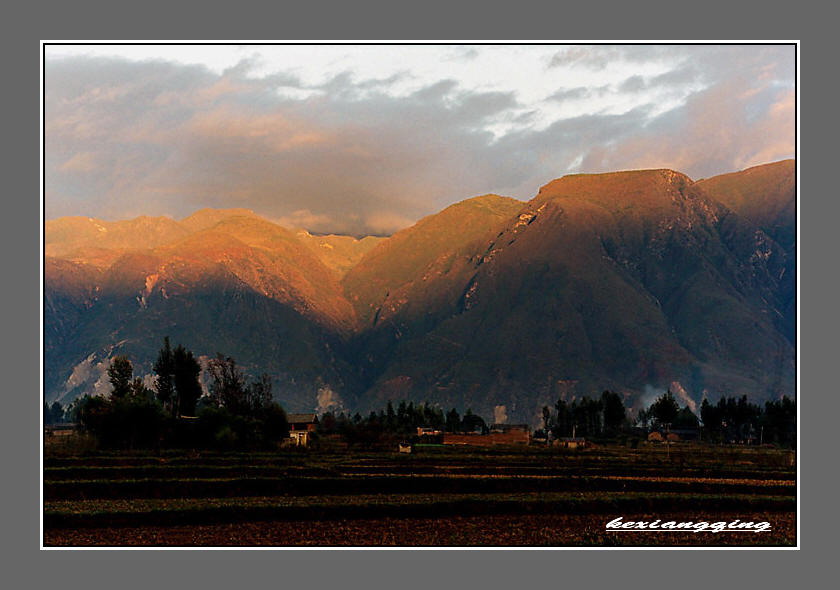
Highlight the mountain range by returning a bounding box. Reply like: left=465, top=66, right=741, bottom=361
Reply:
left=44, top=159, right=796, bottom=422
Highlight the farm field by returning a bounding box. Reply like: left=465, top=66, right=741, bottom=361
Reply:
left=43, top=443, right=796, bottom=547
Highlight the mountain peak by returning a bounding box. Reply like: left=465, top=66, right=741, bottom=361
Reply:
left=179, top=208, right=261, bottom=233
left=532, top=168, right=695, bottom=212
left=539, top=168, right=693, bottom=193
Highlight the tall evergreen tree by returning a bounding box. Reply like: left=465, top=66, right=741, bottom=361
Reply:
left=553, top=398, right=573, bottom=438
left=601, top=390, right=626, bottom=436
left=107, top=356, right=133, bottom=399
left=445, top=408, right=461, bottom=433
left=173, top=344, right=202, bottom=416
left=153, top=337, right=176, bottom=414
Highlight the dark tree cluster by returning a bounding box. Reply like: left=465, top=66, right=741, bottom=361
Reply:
left=194, top=354, right=289, bottom=449
left=635, top=390, right=699, bottom=431
left=541, top=391, right=628, bottom=440
left=317, top=401, right=488, bottom=447
left=71, top=357, right=163, bottom=448
left=44, top=401, right=69, bottom=425
left=700, top=395, right=795, bottom=447
left=631, top=391, right=795, bottom=448
left=153, top=337, right=203, bottom=417
left=68, top=339, right=289, bottom=450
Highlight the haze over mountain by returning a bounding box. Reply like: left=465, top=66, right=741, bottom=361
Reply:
left=44, top=160, right=796, bottom=422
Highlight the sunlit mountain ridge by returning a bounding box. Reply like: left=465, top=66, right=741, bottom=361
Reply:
left=44, top=160, right=796, bottom=422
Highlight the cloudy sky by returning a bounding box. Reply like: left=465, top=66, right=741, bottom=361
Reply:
left=44, top=44, right=795, bottom=236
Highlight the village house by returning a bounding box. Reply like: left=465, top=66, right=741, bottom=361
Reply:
left=286, top=413, right=318, bottom=447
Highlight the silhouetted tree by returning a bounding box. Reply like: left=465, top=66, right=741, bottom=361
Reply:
left=445, top=408, right=461, bottom=433
left=649, top=390, right=680, bottom=428
left=601, top=390, right=626, bottom=436
left=44, top=401, right=65, bottom=424
left=461, top=409, right=487, bottom=433
left=762, top=396, right=796, bottom=448
left=130, top=377, right=154, bottom=400
left=386, top=400, right=396, bottom=430
left=153, top=337, right=176, bottom=413
left=553, top=398, right=573, bottom=438
left=72, top=395, right=110, bottom=434
left=260, top=401, right=289, bottom=443
left=247, top=373, right=273, bottom=413
left=107, top=356, right=133, bottom=399
left=542, top=405, right=553, bottom=436
left=206, top=354, right=249, bottom=415
left=674, top=406, right=699, bottom=430
left=173, top=344, right=202, bottom=416
left=571, top=397, right=602, bottom=437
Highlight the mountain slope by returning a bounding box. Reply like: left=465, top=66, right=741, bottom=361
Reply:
left=345, top=170, right=794, bottom=420
left=696, top=160, right=796, bottom=341
left=342, top=195, right=524, bottom=326
left=44, top=212, right=361, bottom=410
left=44, top=164, right=796, bottom=420
left=45, top=215, right=190, bottom=260
left=697, top=159, right=795, bottom=252
left=157, top=216, right=357, bottom=331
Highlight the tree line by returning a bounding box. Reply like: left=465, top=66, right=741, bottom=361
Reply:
left=317, top=401, right=489, bottom=447
left=539, top=391, right=629, bottom=439
left=539, top=390, right=795, bottom=448
left=52, top=338, right=289, bottom=449
left=699, top=395, right=795, bottom=447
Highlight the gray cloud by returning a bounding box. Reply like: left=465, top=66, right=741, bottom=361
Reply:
left=548, top=45, right=676, bottom=70
left=549, top=46, right=619, bottom=70
left=618, top=75, right=646, bottom=93
left=546, top=86, right=593, bottom=102
left=46, top=46, right=795, bottom=236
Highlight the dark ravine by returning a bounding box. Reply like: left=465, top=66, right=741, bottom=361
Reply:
left=44, top=161, right=796, bottom=422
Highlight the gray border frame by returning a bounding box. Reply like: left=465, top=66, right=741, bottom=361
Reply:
left=9, top=0, right=831, bottom=587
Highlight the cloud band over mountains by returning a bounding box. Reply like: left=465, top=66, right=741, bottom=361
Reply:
left=45, top=44, right=795, bottom=236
